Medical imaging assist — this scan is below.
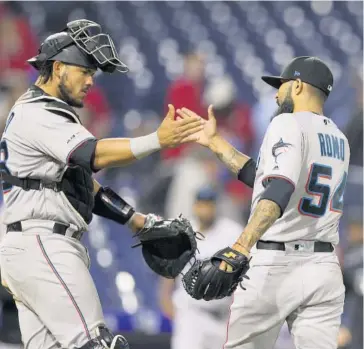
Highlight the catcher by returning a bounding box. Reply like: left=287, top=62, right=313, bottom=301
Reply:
left=0, top=19, right=200, bottom=349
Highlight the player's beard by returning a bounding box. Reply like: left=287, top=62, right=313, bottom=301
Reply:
left=58, top=73, right=84, bottom=108
left=271, top=84, right=294, bottom=120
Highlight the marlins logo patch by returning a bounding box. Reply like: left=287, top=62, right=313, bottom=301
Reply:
left=272, top=138, right=292, bottom=167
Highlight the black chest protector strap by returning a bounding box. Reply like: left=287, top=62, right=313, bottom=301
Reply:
left=1, top=168, right=94, bottom=224
left=0, top=172, right=62, bottom=192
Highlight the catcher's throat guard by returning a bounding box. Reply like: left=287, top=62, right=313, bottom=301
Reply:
left=28, top=19, right=128, bottom=74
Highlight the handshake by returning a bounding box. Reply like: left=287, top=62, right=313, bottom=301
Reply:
left=156, top=104, right=217, bottom=149
left=128, top=104, right=253, bottom=301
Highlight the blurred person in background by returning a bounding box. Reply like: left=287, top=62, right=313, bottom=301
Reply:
left=0, top=2, right=38, bottom=134
left=162, top=51, right=206, bottom=161
left=164, top=145, right=220, bottom=221
left=203, top=75, right=254, bottom=154
left=159, top=185, right=243, bottom=349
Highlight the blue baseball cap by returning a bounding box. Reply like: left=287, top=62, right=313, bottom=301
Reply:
left=195, top=186, right=218, bottom=202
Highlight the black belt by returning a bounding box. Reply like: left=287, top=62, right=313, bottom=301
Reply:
left=6, top=221, right=83, bottom=240
left=257, top=240, right=334, bottom=252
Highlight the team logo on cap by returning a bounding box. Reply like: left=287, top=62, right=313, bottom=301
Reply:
left=294, top=71, right=301, bottom=76
left=327, top=85, right=332, bottom=91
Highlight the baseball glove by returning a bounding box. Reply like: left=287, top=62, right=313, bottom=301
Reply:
left=182, top=247, right=250, bottom=301
left=132, top=214, right=199, bottom=279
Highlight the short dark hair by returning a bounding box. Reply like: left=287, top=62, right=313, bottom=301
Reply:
left=38, top=61, right=54, bottom=84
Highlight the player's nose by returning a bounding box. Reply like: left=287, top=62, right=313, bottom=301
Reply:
left=85, top=75, right=94, bottom=88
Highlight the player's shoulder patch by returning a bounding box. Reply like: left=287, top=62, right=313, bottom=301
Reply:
left=44, top=100, right=81, bottom=124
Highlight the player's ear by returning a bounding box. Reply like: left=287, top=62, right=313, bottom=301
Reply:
left=293, top=79, right=303, bottom=95
left=52, top=61, right=62, bottom=80
left=53, top=61, right=68, bottom=80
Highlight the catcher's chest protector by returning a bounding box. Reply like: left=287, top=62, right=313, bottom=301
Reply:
left=2, top=86, right=95, bottom=224
left=60, top=165, right=94, bottom=224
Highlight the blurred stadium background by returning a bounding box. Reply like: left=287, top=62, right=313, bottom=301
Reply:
left=0, top=1, right=362, bottom=349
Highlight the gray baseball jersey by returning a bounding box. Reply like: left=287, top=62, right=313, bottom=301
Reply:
left=224, top=112, right=348, bottom=349
left=1, top=88, right=95, bottom=232
left=0, top=86, right=105, bottom=349
left=250, top=111, right=350, bottom=244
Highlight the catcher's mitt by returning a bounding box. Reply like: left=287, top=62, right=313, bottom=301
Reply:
left=132, top=214, right=199, bottom=279
left=182, top=247, right=250, bottom=301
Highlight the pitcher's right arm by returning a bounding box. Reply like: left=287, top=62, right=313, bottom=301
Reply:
left=177, top=106, right=257, bottom=188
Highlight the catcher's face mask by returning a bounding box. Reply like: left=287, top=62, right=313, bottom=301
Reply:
left=67, top=19, right=128, bottom=73
left=27, top=19, right=128, bottom=74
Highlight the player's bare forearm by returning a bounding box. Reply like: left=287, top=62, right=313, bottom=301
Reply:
left=158, top=278, right=175, bottom=320
left=93, top=138, right=137, bottom=170
left=208, top=134, right=251, bottom=175
left=234, top=199, right=281, bottom=255
left=128, top=212, right=146, bottom=232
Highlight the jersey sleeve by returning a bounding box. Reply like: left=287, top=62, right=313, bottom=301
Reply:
left=23, top=108, right=96, bottom=165
left=261, top=114, right=303, bottom=188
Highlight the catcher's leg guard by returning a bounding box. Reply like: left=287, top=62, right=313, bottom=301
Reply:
left=78, top=326, right=129, bottom=349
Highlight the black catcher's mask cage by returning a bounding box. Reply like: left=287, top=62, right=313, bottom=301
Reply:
left=27, top=19, right=128, bottom=74
left=66, top=19, right=129, bottom=73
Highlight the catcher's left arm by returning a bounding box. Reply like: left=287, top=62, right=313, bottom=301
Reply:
left=92, top=181, right=199, bottom=279
left=92, top=180, right=147, bottom=232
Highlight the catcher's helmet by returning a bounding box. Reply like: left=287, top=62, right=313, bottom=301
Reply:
left=27, top=19, right=128, bottom=74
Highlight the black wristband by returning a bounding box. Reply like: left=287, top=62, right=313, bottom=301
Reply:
left=93, top=187, right=135, bottom=225
left=259, top=177, right=295, bottom=217
left=237, top=158, right=256, bottom=188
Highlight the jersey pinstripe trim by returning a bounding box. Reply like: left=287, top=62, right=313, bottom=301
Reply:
left=36, top=235, right=91, bottom=340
